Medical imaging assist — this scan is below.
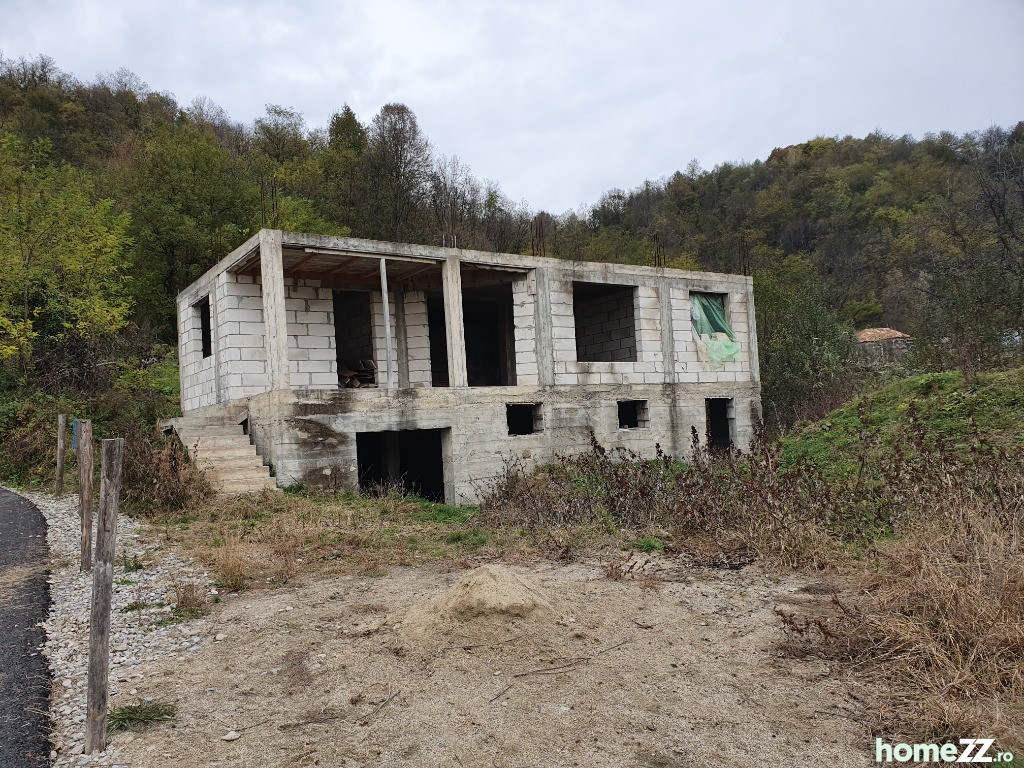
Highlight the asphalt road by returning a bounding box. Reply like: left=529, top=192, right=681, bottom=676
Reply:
left=0, top=488, right=51, bottom=767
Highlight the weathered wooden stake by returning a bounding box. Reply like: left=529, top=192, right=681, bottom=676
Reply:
left=85, top=438, right=124, bottom=755
left=77, top=420, right=95, bottom=572
left=56, top=413, right=67, bottom=495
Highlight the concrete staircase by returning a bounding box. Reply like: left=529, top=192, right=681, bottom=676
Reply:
left=169, top=415, right=277, bottom=495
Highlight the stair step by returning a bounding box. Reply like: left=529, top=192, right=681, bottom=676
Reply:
left=196, top=456, right=266, bottom=470
left=200, top=466, right=268, bottom=479
left=180, top=435, right=252, bottom=449
left=177, top=425, right=245, bottom=437
left=211, top=478, right=279, bottom=494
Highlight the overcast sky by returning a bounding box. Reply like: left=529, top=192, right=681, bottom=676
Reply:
left=1, top=0, right=1022, bottom=212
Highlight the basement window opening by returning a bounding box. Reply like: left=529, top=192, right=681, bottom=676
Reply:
left=195, top=297, right=212, bottom=359
left=572, top=282, right=638, bottom=362
left=506, top=403, right=542, bottom=436
left=617, top=399, right=649, bottom=429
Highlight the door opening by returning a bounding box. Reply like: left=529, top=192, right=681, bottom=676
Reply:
left=356, top=428, right=447, bottom=502
left=705, top=398, right=733, bottom=450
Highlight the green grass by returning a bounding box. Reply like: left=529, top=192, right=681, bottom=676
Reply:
left=153, top=605, right=206, bottom=626
left=781, top=367, right=1024, bottom=479
left=407, top=499, right=476, bottom=525
left=632, top=536, right=665, bottom=554
left=107, top=701, right=176, bottom=732
left=445, top=528, right=492, bottom=548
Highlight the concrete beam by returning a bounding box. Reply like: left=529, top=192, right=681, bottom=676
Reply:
left=442, top=255, right=468, bottom=387
left=259, top=229, right=291, bottom=390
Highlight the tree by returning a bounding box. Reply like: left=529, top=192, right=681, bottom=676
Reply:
left=362, top=103, right=432, bottom=241
left=0, top=134, right=131, bottom=385
left=105, top=122, right=258, bottom=336
left=754, top=255, right=855, bottom=430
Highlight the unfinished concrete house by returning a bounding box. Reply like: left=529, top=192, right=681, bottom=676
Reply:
left=170, top=229, right=761, bottom=500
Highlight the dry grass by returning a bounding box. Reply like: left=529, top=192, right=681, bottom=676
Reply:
left=151, top=488, right=535, bottom=592
left=823, top=473, right=1024, bottom=745
left=481, top=423, right=1024, bottom=745
left=170, top=582, right=208, bottom=616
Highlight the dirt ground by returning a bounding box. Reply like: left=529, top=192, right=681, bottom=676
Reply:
left=107, top=555, right=874, bottom=768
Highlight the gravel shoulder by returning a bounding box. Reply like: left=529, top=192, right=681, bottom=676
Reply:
left=18, top=489, right=213, bottom=768
left=0, top=488, right=51, bottom=768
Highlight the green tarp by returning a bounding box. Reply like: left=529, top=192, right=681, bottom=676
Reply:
left=691, top=293, right=741, bottom=364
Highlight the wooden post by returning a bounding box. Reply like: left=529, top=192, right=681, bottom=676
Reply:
left=85, top=438, right=124, bottom=755
left=77, top=420, right=94, bottom=572
left=56, top=414, right=67, bottom=495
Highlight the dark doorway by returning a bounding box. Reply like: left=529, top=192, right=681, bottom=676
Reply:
left=463, top=283, right=515, bottom=386
left=427, top=293, right=449, bottom=387
left=356, top=428, right=447, bottom=502
left=705, top=398, right=732, bottom=450
left=333, top=290, right=375, bottom=386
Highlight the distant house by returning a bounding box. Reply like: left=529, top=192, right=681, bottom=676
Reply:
left=855, top=327, right=913, bottom=368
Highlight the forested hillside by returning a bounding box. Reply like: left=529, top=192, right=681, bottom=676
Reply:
left=1, top=54, right=1021, bottom=428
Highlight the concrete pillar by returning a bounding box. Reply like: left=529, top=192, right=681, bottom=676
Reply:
left=441, top=255, right=468, bottom=387
left=534, top=267, right=555, bottom=386
left=259, top=229, right=291, bottom=391
left=745, top=277, right=761, bottom=383
left=659, top=278, right=677, bottom=385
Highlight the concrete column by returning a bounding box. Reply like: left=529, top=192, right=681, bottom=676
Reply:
left=259, top=229, right=291, bottom=391
left=441, top=255, right=468, bottom=387
left=745, top=277, right=761, bottom=383
left=534, top=267, right=555, bottom=386
left=659, top=278, right=677, bottom=385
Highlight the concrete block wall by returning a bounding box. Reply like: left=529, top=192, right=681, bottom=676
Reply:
left=179, top=270, right=271, bottom=410
left=178, top=292, right=217, bottom=412
left=511, top=276, right=539, bottom=386
left=217, top=273, right=270, bottom=401
left=285, top=279, right=337, bottom=390
left=573, top=285, right=638, bottom=363
left=548, top=279, right=668, bottom=388
left=403, top=290, right=432, bottom=387
left=549, top=279, right=579, bottom=386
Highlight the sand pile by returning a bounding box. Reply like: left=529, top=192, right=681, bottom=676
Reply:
left=398, top=564, right=558, bottom=643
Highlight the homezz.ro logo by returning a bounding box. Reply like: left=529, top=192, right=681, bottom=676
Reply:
left=875, top=738, right=1014, bottom=763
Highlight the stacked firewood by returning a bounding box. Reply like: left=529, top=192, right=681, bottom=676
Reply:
left=338, top=359, right=377, bottom=388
